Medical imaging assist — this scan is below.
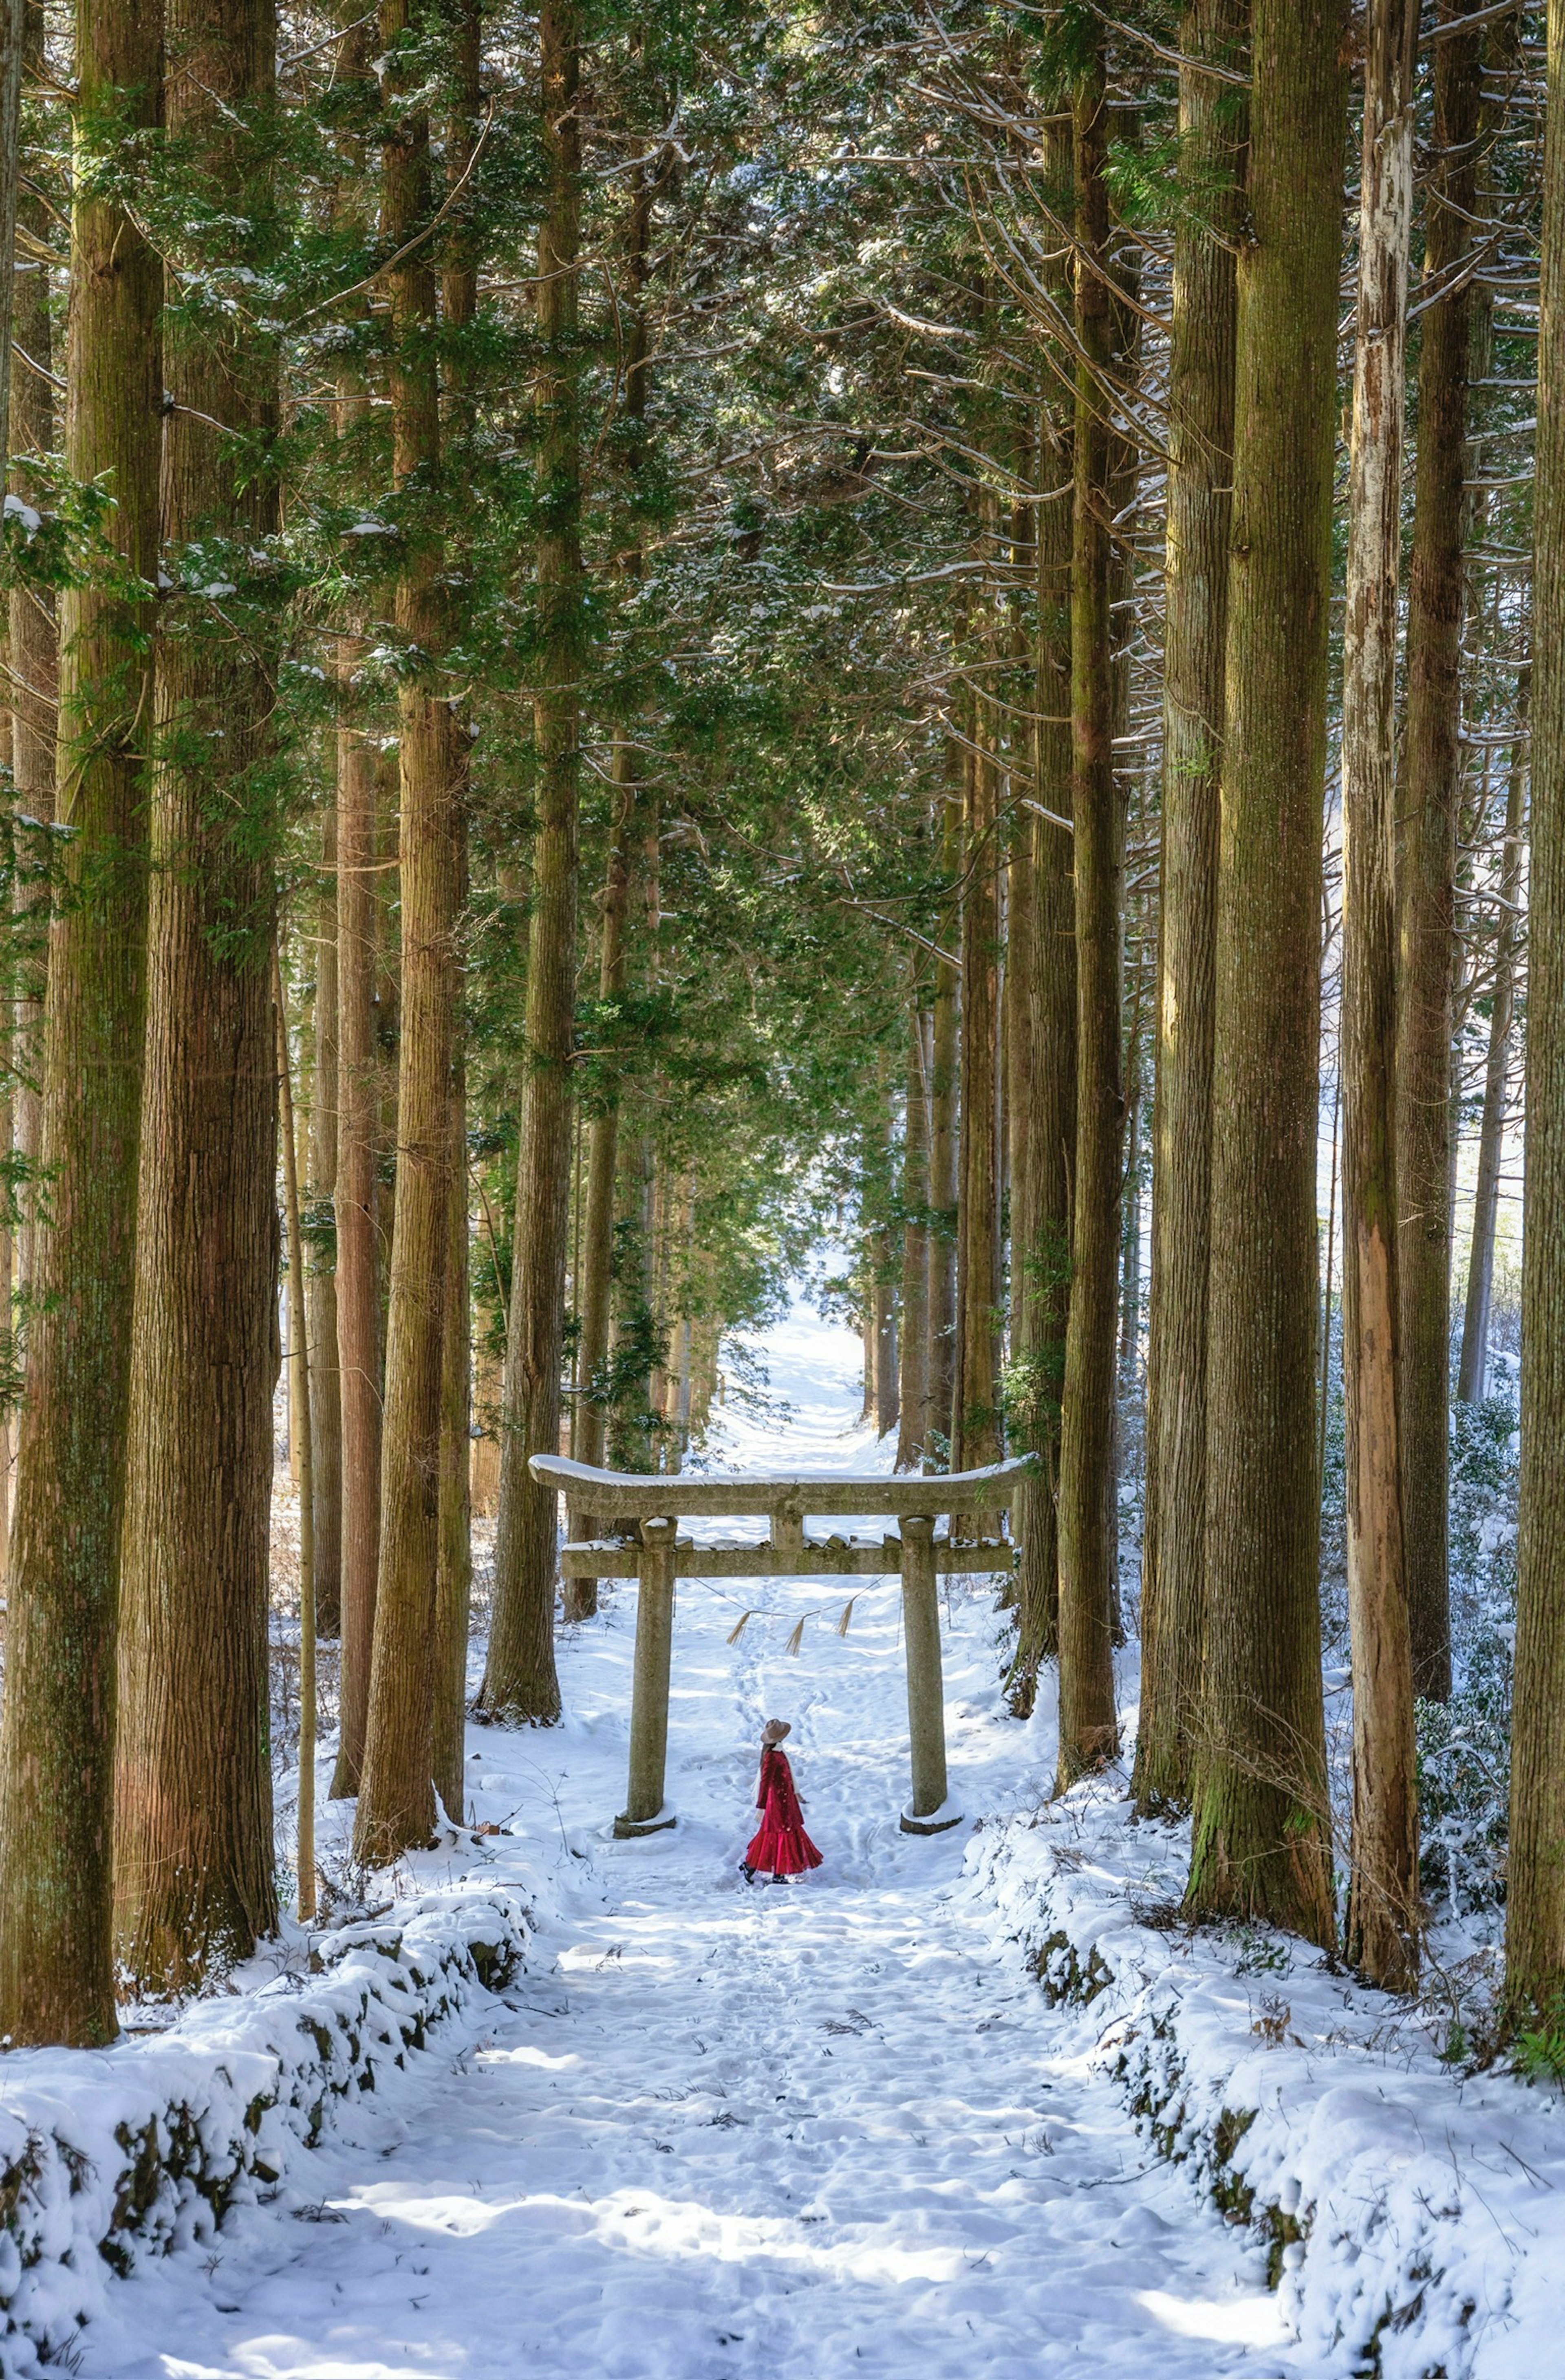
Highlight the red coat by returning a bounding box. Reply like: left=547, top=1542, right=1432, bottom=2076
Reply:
left=745, top=1746, right=823, bottom=1875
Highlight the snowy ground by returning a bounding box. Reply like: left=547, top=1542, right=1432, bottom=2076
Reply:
left=89, top=1302, right=1334, bottom=2378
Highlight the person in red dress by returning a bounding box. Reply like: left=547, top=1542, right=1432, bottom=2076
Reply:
left=742, top=1718, right=822, bottom=1880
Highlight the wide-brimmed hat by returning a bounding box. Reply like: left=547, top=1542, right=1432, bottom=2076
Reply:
left=761, top=1718, right=791, bottom=1746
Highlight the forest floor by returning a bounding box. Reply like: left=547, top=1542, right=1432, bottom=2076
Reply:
left=88, top=1303, right=1334, bottom=2379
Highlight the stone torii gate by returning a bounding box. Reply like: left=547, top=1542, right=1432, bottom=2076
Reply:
left=530, top=1452, right=1038, bottom=1840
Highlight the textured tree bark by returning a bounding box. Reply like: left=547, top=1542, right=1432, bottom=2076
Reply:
left=952, top=724, right=1001, bottom=1528
left=872, top=1055, right=899, bottom=1441
left=566, top=755, right=635, bottom=1615
left=1135, top=4, right=1247, bottom=1811
left=277, top=963, right=317, bottom=1924
left=116, top=0, right=280, bottom=1999
left=924, top=774, right=961, bottom=1468
left=0, top=0, right=161, bottom=2045
left=1056, top=37, right=1122, bottom=1785
left=328, top=6, right=381, bottom=1794
left=309, top=807, right=344, bottom=1639
left=430, top=0, right=479, bottom=1822
left=9, top=0, right=56, bottom=1297
left=333, top=706, right=381, bottom=1794
left=0, top=0, right=27, bottom=480
left=434, top=1028, right=471, bottom=1824
left=1340, top=0, right=1421, bottom=1992
left=478, top=1, right=581, bottom=1724
left=1186, top=0, right=1343, bottom=1949
left=115, top=0, right=282, bottom=1994
left=1007, top=332, right=1075, bottom=1710
left=1395, top=0, right=1482, bottom=1703
left=1458, top=680, right=1528, bottom=1404
left=895, top=995, right=930, bottom=1472
left=1507, top=0, right=1565, bottom=2030
left=355, top=0, right=462, bottom=1863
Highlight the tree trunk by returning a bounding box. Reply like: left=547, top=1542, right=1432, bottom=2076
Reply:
left=924, top=773, right=961, bottom=1466
left=1008, top=246, right=1076, bottom=1710
left=952, top=722, right=1002, bottom=1525
left=1506, top=0, right=1565, bottom=2027
left=355, top=0, right=461, bottom=1864
left=429, top=0, right=478, bottom=1820
left=0, top=0, right=161, bottom=2045
left=1133, top=5, right=1245, bottom=1818
left=1186, top=0, right=1343, bottom=1950
left=1457, top=680, right=1528, bottom=1403
left=895, top=993, right=929, bottom=1472
left=115, top=0, right=283, bottom=1994
left=333, top=701, right=381, bottom=1793
left=309, top=807, right=344, bottom=1638
left=1340, top=0, right=1421, bottom=1992
left=872, top=1057, right=899, bottom=1441
left=479, top=2, right=582, bottom=1725
left=1395, top=0, right=1483, bottom=1702
left=434, top=1029, right=471, bottom=1823
left=1056, top=38, right=1122, bottom=1785
left=10, top=0, right=56, bottom=1300
left=277, top=961, right=317, bottom=1924
left=568, top=753, right=635, bottom=1613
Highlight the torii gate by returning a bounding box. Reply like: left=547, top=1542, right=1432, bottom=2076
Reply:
left=530, top=1452, right=1038, bottom=1840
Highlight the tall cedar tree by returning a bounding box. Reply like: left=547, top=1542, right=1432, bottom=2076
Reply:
left=0, top=0, right=162, bottom=2043
left=10, top=0, right=57, bottom=1294
left=331, top=8, right=385, bottom=1794
left=1007, top=148, right=1075, bottom=1709
left=1056, top=29, right=1122, bottom=1784
left=1458, top=673, right=1529, bottom=1401
left=115, top=0, right=282, bottom=1990
left=433, top=0, right=481, bottom=1822
left=896, top=989, right=930, bottom=1470
left=1509, top=0, right=1565, bottom=2029
left=309, top=811, right=344, bottom=1640
left=924, top=768, right=961, bottom=1465
left=950, top=724, right=1001, bottom=1508
left=355, top=0, right=462, bottom=1862
left=1185, top=0, right=1343, bottom=1945
left=1135, top=0, right=1243, bottom=1811
left=1395, top=0, right=1484, bottom=1696
left=478, top=0, right=581, bottom=1723
left=1341, top=0, right=1420, bottom=1989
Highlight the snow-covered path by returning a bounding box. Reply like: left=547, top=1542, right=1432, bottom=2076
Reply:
left=88, top=1304, right=1317, bottom=2380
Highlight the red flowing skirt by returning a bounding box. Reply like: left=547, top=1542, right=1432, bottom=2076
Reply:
left=745, top=1807, right=824, bottom=1875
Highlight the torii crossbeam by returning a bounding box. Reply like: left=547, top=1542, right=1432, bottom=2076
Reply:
left=530, top=1453, right=1038, bottom=1839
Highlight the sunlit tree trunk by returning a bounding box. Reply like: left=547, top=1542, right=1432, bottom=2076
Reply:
left=479, top=1, right=582, bottom=1723
left=329, top=9, right=383, bottom=1794
left=1458, top=679, right=1528, bottom=1403
left=1056, top=34, right=1122, bottom=1783
left=567, top=755, right=634, bottom=1609
left=0, top=0, right=162, bottom=2044
left=1186, top=0, right=1343, bottom=1948
left=1136, top=5, right=1249, bottom=1806
left=355, top=0, right=462, bottom=1862
left=1395, top=0, right=1483, bottom=1702
left=895, top=992, right=930, bottom=1472
left=115, top=0, right=283, bottom=1991
left=10, top=0, right=56, bottom=1303
left=924, top=770, right=961, bottom=1467
left=309, top=807, right=344, bottom=1639
left=333, top=706, right=381, bottom=1793
left=1008, top=268, right=1075, bottom=1708
left=1507, top=0, right=1565, bottom=2031
left=1339, top=0, right=1421, bottom=1991
left=952, top=718, right=1002, bottom=1528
